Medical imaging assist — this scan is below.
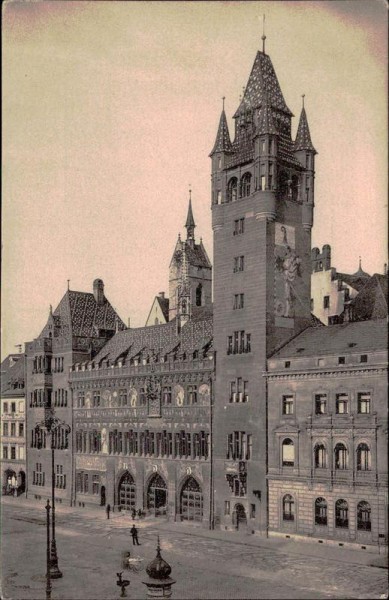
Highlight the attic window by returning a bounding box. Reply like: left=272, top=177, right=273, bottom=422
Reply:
left=285, top=361, right=291, bottom=369
left=296, top=348, right=305, bottom=354
left=348, top=342, right=357, bottom=348
left=360, top=354, right=368, bottom=363
left=338, top=357, right=345, bottom=365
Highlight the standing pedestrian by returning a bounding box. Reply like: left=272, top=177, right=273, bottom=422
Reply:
left=137, top=508, right=142, bottom=519
left=106, top=503, right=111, bottom=519
left=130, top=524, right=140, bottom=545
left=131, top=508, right=136, bottom=520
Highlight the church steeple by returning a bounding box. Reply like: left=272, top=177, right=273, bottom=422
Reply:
left=185, top=189, right=196, bottom=243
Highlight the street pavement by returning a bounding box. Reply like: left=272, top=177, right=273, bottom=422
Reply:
left=1, top=496, right=388, bottom=600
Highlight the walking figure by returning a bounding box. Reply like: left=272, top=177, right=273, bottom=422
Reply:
left=131, top=508, right=136, bottom=520
left=137, top=508, right=142, bottom=519
left=130, top=524, right=140, bottom=545
left=106, top=503, right=111, bottom=519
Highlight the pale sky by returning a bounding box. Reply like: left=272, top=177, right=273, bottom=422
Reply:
left=2, top=0, right=387, bottom=358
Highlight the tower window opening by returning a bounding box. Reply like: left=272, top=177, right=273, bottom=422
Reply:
left=228, top=177, right=238, bottom=202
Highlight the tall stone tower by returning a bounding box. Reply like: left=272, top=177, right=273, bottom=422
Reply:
left=169, top=194, right=212, bottom=330
left=210, top=39, right=316, bottom=533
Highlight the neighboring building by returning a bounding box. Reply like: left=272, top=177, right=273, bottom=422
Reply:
left=145, top=293, right=169, bottom=327
left=210, top=39, right=315, bottom=533
left=25, top=280, right=125, bottom=504
left=1, top=354, right=26, bottom=496
left=311, top=245, right=371, bottom=325
left=266, top=318, right=388, bottom=551
left=69, top=206, right=213, bottom=526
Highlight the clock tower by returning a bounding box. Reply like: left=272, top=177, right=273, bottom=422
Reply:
left=210, top=39, right=316, bottom=532
left=168, top=193, right=212, bottom=325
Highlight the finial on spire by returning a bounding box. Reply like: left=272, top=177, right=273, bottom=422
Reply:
left=261, top=14, right=266, bottom=53
left=157, top=535, right=161, bottom=554
left=302, top=94, right=305, bottom=109
left=185, top=192, right=196, bottom=242
left=189, top=184, right=192, bottom=201
left=222, top=96, right=225, bottom=111
left=359, top=256, right=362, bottom=270
left=67, top=279, right=70, bottom=290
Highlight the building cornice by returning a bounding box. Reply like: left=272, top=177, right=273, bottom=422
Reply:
left=263, top=365, right=388, bottom=381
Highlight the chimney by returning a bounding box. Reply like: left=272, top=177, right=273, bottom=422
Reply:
left=128, top=317, right=131, bottom=328
left=93, top=279, right=105, bottom=305
left=159, top=292, right=165, bottom=299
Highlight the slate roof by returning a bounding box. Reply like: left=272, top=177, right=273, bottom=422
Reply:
left=185, top=199, right=196, bottom=229
left=91, top=306, right=213, bottom=365
left=209, top=109, right=233, bottom=156
left=157, top=296, right=170, bottom=322
left=294, top=107, right=316, bottom=154
left=39, top=290, right=126, bottom=339
left=1, top=354, right=25, bottom=397
left=348, top=274, right=388, bottom=321
left=257, top=93, right=278, bottom=136
left=233, top=51, right=292, bottom=117
left=185, top=240, right=212, bottom=269
left=271, top=318, right=387, bottom=359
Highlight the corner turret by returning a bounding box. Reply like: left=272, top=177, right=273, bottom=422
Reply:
left=294, top=97, right=317, bottom=231
left=210, top=99, right=233, bottom=206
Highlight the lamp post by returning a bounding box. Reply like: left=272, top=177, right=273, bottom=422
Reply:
left=36, top=408, right=71, bottom=579
left=45, top=500, right=52, bottom=600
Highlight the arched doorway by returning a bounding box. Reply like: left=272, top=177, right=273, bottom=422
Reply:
left=147, top=473, right=167, bottom=517
left=3, top=469, right=17, bottom=496
left=180, top=477, right=203, bottom=522
left=118, top=472, right=136, bottom=511
left=100, top=485, right=106, bottom=506
left=234, top=503, right=247, bottom=530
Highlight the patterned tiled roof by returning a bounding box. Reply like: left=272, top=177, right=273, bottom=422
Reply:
left=233, top=51, right=292, bottom=118
left=294, top=107, right=316, bottom=154
left=271, top=318, right=387, bottom=359
left=185, top=198, right=196, bottom=229
left=1, top=354, right=25, bottom=396
left=157, top=296, right=170, bottom=322
left=348, top=274, right=388, bottom=321
left=257, top=94, right=278, bottom=136
left=40, top=290, right=126, bottom=339
left=185, top=240, right=212, bottom=269
left=334, top=272, right=370, bottom=293
left=278, top=135, right=304, bottom=168
left=92, top=306, right=213, bottom=365
left=209, top=110, right=233, bottom=156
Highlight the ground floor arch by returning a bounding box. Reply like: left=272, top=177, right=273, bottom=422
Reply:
left=180, top=476, right=203, bottom=522
left=2, top=469, right=25, bottom=496
left=147, top=473, right=167, bottom=517
left=233, top=503, right=247, bottom=530
left=118, top=471, right=136, bottom=511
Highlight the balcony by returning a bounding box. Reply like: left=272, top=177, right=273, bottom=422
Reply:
left=70, top=358, right=213, bottom=381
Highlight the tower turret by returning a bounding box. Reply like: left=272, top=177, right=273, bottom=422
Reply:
left=210, top=98, right=233, bottom=206
left=294, top=97, right=317, bottom=231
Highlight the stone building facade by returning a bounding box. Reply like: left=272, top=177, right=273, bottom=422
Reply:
left=1, top=354, right=26, bottom=496
left=266, top=319, right=388, bottom=551
left=210, top=42, right=316, bottom=534
left=25, top=280, right=125, bottom=503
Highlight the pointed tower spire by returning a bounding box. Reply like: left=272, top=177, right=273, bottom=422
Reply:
left=209, top=100, right=233, bottom=156
left=294, top=98, right=317, bottom=153
left=185, top=188, right=196, bottom=242
left=257, top=88, right=277, bottom=136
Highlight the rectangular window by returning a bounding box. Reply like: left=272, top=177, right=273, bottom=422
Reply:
left=233, top=256, right=244, bottom=272
left=3, top=423, right=9, bottom=436
left=119, top=389, right=127, bottom=406
left=285, top=361, right=291, bottom=369
left=227, top=336, right=233, bottom=355
left=282, top=395, right=294, bottom=415
left=336, top=393, right=349, bottom=414
left=92, top=474, right=100, bottom=495
left=360, top=354, right=368, bottom=363
left=3, top=446, right=8, bottom=459
left=315, top=394, right=327, bottom=415
left=260, top=175, right=266, bottom=190
left=3, top=403, right=8, bottom=413
left=55, top=465, right=66, bottom=489
left=162, top=386, right=172, bottom=405
left=11, top=403, right=16, bottom=413
left=93, top=391, right=101, bottom=407
left=358, top=392, right=371, bottom=414
left=78, top=391, right=85, bottom=408
left=230, top=381, right=237, bottom=403
left=323, top=296, right=330, bottom=309
left=139, top=387, right=147, bottom=406
left=233, top=294, right=244, bottom=310
left=338, top=356, right=345, bottom=365
left=10, top=423, right=16, bottom=436
left=188, top=385, right=198, bottom=405
left=250, top=504, right=256, bottom=519
left=233, top=218, right=245, bottom=236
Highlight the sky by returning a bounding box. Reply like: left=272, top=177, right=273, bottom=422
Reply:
left=2, top=0, right=387, bottom=358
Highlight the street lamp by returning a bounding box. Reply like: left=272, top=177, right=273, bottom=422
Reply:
left=35, top=408, right=71, bottom=579
left=45, top=500, right=52, bottom=600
